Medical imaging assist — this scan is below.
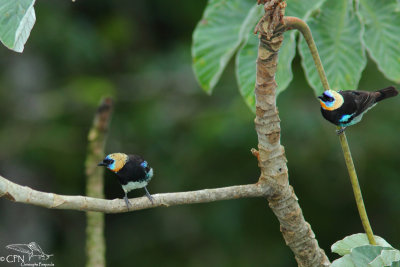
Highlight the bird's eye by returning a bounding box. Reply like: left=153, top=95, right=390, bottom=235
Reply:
left=322, top=95, right=334, bottom=102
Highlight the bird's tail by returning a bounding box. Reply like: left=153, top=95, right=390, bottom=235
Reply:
left=375, top=86, right=398, bottom=102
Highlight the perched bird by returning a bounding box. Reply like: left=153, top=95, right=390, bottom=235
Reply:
left=318, top=86, right=398, bottom=133
left=98, top=153, right=154, bottom=209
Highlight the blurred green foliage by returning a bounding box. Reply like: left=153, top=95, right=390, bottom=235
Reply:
left=0, top=0, right=399, bottom=266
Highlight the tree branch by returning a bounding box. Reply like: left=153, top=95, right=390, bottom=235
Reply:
left=0, top=175, right=271, bottom=213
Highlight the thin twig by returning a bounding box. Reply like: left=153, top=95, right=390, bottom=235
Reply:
left=284, top=16, right=376, bottom=245
left=0, top=175, right=271, bottom=213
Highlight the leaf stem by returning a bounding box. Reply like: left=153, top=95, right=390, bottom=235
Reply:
left=284, top=16, right=376, bottom=245
left=338, top=132, right=376, bottom=245
left=284, top=16, right=330, bottom=92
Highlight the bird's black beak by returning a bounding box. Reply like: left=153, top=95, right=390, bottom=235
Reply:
left=98, top=161, right=107, bottom=166
left=317, top=95, right=324, bottom=100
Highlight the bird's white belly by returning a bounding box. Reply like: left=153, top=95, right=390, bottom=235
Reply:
left=121, top=168, right=153, bottom=193
left=122, top=180, right=149, bottom=192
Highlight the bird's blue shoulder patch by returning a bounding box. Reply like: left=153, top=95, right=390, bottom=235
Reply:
left=140, top=161, right=148, bottom=169
left=339, top=114, right=353, bottom=123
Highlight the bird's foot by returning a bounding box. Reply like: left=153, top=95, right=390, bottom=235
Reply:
left=336, top=127, right=346, bottom=135
left=144, top=187, right=154, bottom=204
left=123, top=195, right=132, bottom=210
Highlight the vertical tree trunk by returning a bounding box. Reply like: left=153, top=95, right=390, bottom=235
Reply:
left=254, top=2, right=330, bottom=266
left=85, top=98, right=113, bottom=267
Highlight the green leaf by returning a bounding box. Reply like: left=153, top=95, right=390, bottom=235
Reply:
left=0, top=0, right=36, bottom=52
left=299, top=0, right=366, bottom=95
left=332, top=233, right=392, bottom=256
left=235, top=0, right=325, bottom=112
left=369, top=249, right=400, bottom=267
left=233, top=4, right=263, bottom=113
left=286, top=0, right=327, bottom=19
left=357, top=0, right=400, bottom=83
left=332, top=239, right=399, bottom=267
left=235, top=29, right=258, bottom=113
left=351, top=245, right=393, bottom=267
left=275, top=32, right=297, bottom=95
left=192, top=0, right=256, bottom=94
left=331, top=255, right=356, bottom=267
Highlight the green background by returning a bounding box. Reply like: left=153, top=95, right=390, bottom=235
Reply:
left=0, top=0, right=399, bottom=266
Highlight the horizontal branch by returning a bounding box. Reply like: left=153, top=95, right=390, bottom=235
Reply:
left=0, top=175, right=271, bottom=213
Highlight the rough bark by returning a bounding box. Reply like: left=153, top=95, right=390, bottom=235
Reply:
left=254, top=1, right=330, bottom=266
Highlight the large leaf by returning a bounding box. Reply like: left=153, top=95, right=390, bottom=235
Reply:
left=369, top=249, right=400, bottom=267
left=357, top=0, right=400, bottom=83
left=351, top=245, right=393, bottom=267
left=0, top=0, right=36, bottom=52
left=235, top=0, right=325, bottom=112
left=299, top=0, right=366, bottom=95
left=286, top=0, right=327, bottom=20
left=192, top=0, right=256, bottom=94
left=234, top=5, right=263, bottom=112
left=331, top=246, right=400, bottom=267
left=331, top=254, right=356, bottom=267
left=332, top=233, right=392, bottom=256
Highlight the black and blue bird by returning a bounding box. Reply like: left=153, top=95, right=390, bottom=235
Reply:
left=98, top=153, right=154, bottom=209
left=318, top=86, right=398, bottom=133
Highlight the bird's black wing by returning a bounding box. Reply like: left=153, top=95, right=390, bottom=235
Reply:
left=129, top=154, right=151, bottom=172
left=341, top=90, right=377, bottom=116
left=128, top=154, right=144, bottom=163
